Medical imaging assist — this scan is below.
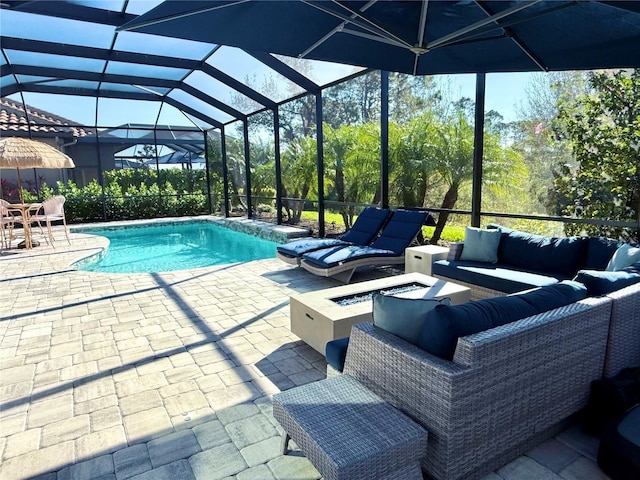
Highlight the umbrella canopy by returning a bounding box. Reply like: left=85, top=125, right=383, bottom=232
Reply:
left=0, top=137, right=76, bottom=170
left=119, top=1, right=640, bottom=75
left=0, top=137, right=75, bottom=202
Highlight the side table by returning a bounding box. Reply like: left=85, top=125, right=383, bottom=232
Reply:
left=405, top=244, right=449, bottom=276
left=273, top=374, right=428, bottom=480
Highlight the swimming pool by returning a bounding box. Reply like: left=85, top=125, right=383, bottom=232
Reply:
left=75, top=221, right=279, bottom=273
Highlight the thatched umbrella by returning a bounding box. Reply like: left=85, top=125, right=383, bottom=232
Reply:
left=0, top=137, right=76, bottom=203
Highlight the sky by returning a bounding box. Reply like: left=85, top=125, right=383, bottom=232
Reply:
left=449, top=72, right=535, bottom=123
left=12, top=71, right=535, bottom=130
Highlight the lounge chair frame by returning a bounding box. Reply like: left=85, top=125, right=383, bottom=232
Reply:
left=300, top=253, right=408, bottom=283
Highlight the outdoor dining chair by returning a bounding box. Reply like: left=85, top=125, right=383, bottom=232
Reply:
left=0, top=199, right=16, bottom=250
left=32, top=195, right=70, bottom=246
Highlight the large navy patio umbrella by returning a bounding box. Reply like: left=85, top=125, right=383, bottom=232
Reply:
left=119, top=1, right=640, bottom=75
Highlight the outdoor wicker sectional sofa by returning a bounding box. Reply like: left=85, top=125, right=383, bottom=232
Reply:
left=341, top=285, right=640, bottom=480
left=430, top=224, right=640, bottom=376
left=432, top=224, right=638, bottom=301
left=330, top=227, right=640, bottom=480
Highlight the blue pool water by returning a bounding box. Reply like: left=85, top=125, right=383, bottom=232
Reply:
left=75, top=222, right=278, bottom=273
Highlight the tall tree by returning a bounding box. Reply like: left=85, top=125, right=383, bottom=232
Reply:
left=510, top=72, right=590, bottom=215
left=323, top=71, right=382, bottom=127
left=388, top=73, right=442, bottom=124
left=553, top=69, right=640, bottom=241
left=280, top=135, right=319, bottom=223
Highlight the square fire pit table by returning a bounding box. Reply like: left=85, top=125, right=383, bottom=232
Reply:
left=290, top=272, right=470, bottom=354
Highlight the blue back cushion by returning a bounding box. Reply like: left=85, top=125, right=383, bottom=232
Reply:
left=340, top=207, right=390, bottom=245
left=418, top=296, right=538, bottom=360
left=493, top=225, right=587, bottom=277
left=574, top=267, right=640, bottom=296
left=513, top=280, right=587, bottom=313
left=583, top=237, right=624, bottom=270
left=417, top=281, right=587, bottom=360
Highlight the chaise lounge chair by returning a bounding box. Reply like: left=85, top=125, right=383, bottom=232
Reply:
left=276, top=207, right=391, bottom=265
left=300, top=209, right=430, bottom=283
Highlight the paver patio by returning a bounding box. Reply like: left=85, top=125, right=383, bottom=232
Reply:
left=0, top=221, right=609, bottom=480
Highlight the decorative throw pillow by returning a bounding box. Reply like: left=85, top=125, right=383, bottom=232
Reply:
left=459, top=227, right=501, bottom=263
left=606, top=244, right=640, bottom=271
left=372, top=293, right=451, bottom=345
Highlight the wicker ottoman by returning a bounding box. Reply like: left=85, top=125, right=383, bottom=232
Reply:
left=272, top=374, right=428, bottom=480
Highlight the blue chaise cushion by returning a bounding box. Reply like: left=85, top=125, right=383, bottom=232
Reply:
left=277, top=237, right=350, bottom=258
left=302, top=244, right=398, bottom=268
left=302, top=209, right=428, bottom=268
left=418, top=281, right=587, bottom=360
left=276, top=207, right=389, bottom=258
left=369, top=209, right=428, bottom=254
left=339, top=207, right=390, bottom=245
left=373, top=293, right=451, bottom=345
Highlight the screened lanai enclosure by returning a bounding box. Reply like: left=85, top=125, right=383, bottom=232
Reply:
left=1, top=1, right=638, bottom=242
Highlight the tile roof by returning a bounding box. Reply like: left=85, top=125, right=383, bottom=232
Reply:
left=0, top=97, right=93, bottom=138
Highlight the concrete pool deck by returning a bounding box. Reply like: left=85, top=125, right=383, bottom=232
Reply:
left=0, top=223, right=609, bottom=480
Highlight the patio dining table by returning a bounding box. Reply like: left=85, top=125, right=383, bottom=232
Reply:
left=7, top=202, right=42, bottom=249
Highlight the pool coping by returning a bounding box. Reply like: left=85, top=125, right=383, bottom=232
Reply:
left=69, top=215, right=312, bottom=244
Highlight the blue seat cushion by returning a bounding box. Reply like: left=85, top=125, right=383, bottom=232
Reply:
left=302, top=244, right=398, bottom=269
left=490, top=224, right=588, bottom=277
left=417, top=281, right=587, bottom=360
left=574, top=266, right=640, bottom=296
left=325, top=337, right=350, bottom=372
left=432, top=260, right=564, bottom=293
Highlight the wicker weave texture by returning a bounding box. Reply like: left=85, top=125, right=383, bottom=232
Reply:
left=272, top=374, right=428, bottom=480
left=603, top=282, right=640, bottom=377
left=343, top=296, right=613, bottom=480
left=326, top=364, right=341, bottom=378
